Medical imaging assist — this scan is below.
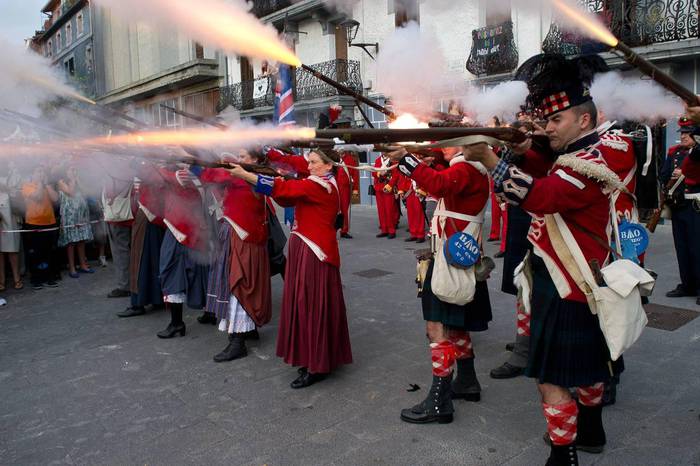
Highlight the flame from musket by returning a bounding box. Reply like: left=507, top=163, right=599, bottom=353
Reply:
left=552, top=0, right=619, bottom=47
left=388, top=113, right=429, bottom=129
left=95, top=0, right=301, bottom=67
left=82, top=127, right=316, bottom=147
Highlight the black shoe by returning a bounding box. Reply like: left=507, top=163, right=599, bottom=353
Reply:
left=290, top=371, right=327, bottom=389
left=117, top=306, right=146, bottom=318
left=489, top=362, right=524, bottom=379
left=45, top=281, right=59, bottom=288
left=545, top=442, right=578, bottom=466
left=213, top=333, right=247, bottom=362
left=32, top=283, right=44, bottom=290
left=340, top=233, right=353, bottom=239
left=576, top=403, right=606, bottom=453
left=451, top=358, right=481, bottom=401
left=666, top=284, right=695, bottom=298
left=494, top=251, right=506, bottom=258
left=404, top=237, right=416, bottom=242
left=243, top=328, right=260, bottom=340
left=415, top=237, right=425, bottom=244
left=387, top=234, right=396, bottom=239
left=400, top=375, right=454, bottom=424
left=107, top=288, right=130, bottom=298
left=197, top=312, right=217, bottom=325
left=376, top=232, right=389, bottom=238
left=157, top=322, right=186, bottom=338
left=696, top=297, right=700, bottom=306
left=505, top=342, right=515, bottom=352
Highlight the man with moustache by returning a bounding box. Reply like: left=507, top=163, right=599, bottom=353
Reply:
left=465, top=54, right=626, bottom=465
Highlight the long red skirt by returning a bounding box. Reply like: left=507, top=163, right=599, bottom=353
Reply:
left=276, top=235, right=353, bottom=374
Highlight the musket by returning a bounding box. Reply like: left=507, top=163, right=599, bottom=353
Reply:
left=612, top=41, right=700, bottom=106
left=315, top=127, right=528, bottom=145
left=300, top=64, right=397, bottom=120
left=160, top=104, right=229, bottom=130
left=647, top=175, right=685, bottom=233
left=373, top=143, right=438, bottom=158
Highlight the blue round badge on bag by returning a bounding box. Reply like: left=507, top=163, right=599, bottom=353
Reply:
left=618, top=221, right=649, bottom=256
left=444, top=232, right=481, bottom=268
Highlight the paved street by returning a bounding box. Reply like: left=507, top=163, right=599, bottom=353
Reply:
left=1, top=205, right=699, bottom=466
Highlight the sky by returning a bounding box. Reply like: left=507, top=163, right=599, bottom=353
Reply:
left=0, top=0, right=50, bottom=45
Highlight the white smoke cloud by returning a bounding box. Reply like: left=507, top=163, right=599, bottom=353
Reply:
left=375, top=21, right=450, bottom=116
left=591, top=71, right=684, bottom=123
left=462, top=81, right=529, bottom=124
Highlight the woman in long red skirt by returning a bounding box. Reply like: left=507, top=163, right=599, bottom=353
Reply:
left=228, top=150, right=352, bottom=389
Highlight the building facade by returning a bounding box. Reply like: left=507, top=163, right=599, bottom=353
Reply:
left=34, top=0, right=97, bottom=98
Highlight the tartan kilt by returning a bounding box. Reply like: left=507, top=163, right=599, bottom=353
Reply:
left=421, top=261, right=492, bottom=332
left=525, top=255, right=612, bottom=388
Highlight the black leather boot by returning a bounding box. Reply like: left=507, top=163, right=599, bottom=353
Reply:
left=545, top=443, right=578, bottom=466
left=576, top=403, right=606, bottom=453
left=157, top=304, right=186, bottom=338
left=197, top=312, right=217, bottom=325
left=400, top=374, right=454, bottom=424
left=451, top=358, right=481, bottom=401
left=213, top=333, right=247, bottom=362
left=602, top=375, right=619, bottom=406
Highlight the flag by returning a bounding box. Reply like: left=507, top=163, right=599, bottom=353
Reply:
left=273, top=64, right=295, bottom=126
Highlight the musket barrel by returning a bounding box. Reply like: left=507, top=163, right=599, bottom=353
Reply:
left=614, top=41, right=700, bottom=106
left=300, top=64, right=396, bottom=120
left=315, top=127, right=528, bottom=144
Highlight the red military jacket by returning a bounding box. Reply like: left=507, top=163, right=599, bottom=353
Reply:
left=137, top=182, right=166, bottom=228
left=158, top=168, right=208, bottom=251
left=341, top=152, right=360, bottom=192
left=266, top=147, right=310, bottom=178
left=398, top=154, right=489, bottom=238
left=372, top=155, right=398, bottom=191
left=597, top=125, right=637, bottom=220
left=266, top=175, right=341, bottom=267
left=682, top=147, right=700, bottom=188
left=199, top=168, right=268, bottom=244
left=497, top=131, right=621, bottom=303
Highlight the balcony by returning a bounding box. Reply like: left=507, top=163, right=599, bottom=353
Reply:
left=543, top=0, right=700, bottom=55
left=466, top=21, right=519, bottom=77
left=250, top=0, right=293, bottom=18
left=218, top=59, right=362, bottom=112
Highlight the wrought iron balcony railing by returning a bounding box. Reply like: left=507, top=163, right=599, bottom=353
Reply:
left=219, top=59, right=363, bottom=112
left=250, top=0, right=293, bottom=17
left=544, top=0, right=700, bottom=55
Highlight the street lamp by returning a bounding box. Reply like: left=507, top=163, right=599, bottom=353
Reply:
left=340, top=19, right=379, bottom=60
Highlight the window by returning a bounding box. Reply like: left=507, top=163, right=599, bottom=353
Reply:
left=77, top=12, right=84, bottom=36
left=485, top=2, right=511, bottom=26
left=56, top=31, right=62, bottom=50
left=65, top=23, right=72, bottom=46
left=85, top=45, right=93, bottom=72
left=64, top=57, right=75, bottom=76
left=47, top=40, right=53, bottom=57
left=393, top=0, right=419, bottom=27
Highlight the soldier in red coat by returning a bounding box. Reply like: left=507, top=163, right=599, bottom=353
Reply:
left=390, top=147, right=492, bottom=425
left=396, top=173, right=426, bottom=242
left=467, top=55, right=625, bottom=465
left=372, top=154, right=399, bottom=238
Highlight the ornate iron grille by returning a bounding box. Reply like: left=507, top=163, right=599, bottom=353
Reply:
left=250, top=0, right=292, bottom=17
left=466, top=21, right=519, bottom=76
left=218, top=59, right=363, bottom=112
left=543, top=0, right=699, bottom=55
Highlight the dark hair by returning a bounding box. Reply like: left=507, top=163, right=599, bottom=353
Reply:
left=572, top=100, right=598, bottom=130
left=247, top=147, right=265, bottom=164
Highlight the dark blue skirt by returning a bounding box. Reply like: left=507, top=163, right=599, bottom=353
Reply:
left=159, top=230, right=209, bottom=310
left=205, top=221, right=231, bottom=319
left=501, top=205, right=532, bottom=295
left=131, top=222, right=165, bottom=308
left=525, top=255, right=612, bottom=388
left=421, top=261, right=492, bottom=332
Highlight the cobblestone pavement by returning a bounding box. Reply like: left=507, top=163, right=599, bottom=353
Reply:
left=1, top=205, right=699, bottom=465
